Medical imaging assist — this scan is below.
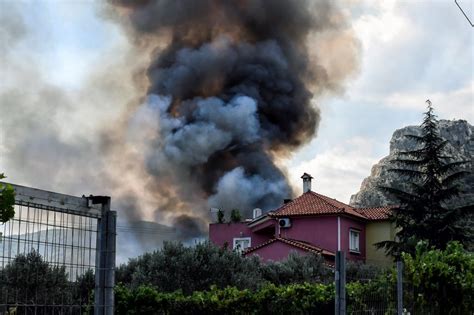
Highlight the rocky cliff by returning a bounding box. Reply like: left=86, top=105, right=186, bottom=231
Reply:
left=350, top=120, right=474, bottom=207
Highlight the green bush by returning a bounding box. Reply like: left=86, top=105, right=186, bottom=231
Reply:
left=402, top=241, right=474, bottom=314
left=116, top=242, right=264, bottom=293
left=115, top=241, right=473, bottom=314
left=262, top=252, right=332, bottom=286
left=116, top=242, right=332, bottom=293
left=115, top=282, right=334, bottom=315
left=346, top=274, right=396, bottom=313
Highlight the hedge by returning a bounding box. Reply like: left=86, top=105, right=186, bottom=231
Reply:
left=115, top=282, right=334, bottom=315
left=115, top=242, right=473, bottom=314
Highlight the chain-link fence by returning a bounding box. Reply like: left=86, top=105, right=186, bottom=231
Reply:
left=0, top=183, right=116, bottom=315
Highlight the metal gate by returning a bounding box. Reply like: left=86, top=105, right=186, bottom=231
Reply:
left=0, top=183, right=116, bottom=314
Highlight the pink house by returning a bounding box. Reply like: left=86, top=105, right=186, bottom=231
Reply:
left=209, top=173, right=392, bottom=263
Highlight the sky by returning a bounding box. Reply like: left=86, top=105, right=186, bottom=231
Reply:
left=285, top=0, right=473, bottom=200
left=1, top=0, right=473, bottom=208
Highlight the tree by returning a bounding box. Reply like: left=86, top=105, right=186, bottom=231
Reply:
left=115, top=242, right=333, bottom=294
left=262, top=252, right=332, bottom=285
left=217, top=209, right=225, bottom=223
left=0, top=250, right=70, bottom=311
left=0, top=173, right=15, bottom=223
left=377, top=101, right=473, bottom=257
left=230, top=209, right=242, bottom=223
left=73, top=269, right=95, bottom=307
left=116, top=241, right=264, bottom=293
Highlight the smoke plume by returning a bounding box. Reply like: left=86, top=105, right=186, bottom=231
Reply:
left=1, top=1, right=358, bottom=242
left=105, top=0, right=360, bottom=233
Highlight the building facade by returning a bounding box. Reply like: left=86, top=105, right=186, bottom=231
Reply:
left=209, top=173, right=395, bottom=263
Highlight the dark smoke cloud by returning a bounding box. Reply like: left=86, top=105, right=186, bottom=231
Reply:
left=107, top=0, right=359, bottom=230
left=172, top=214, right=207, bottom=239
left=0, top=1, right=359, bottom=246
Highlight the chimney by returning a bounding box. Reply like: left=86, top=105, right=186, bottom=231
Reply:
left=301, top=173, right=313, bottom=192
left=252, top=208, right=262, bottom=219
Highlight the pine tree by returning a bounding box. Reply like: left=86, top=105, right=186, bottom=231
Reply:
left=377, top=101, right=473, bottom=257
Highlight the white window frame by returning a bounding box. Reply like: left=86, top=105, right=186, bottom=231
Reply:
left=233, top=237, right=251, bottom=253
left=349, top=229, right=360, bottom=253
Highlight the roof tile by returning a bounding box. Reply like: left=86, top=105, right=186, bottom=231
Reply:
left=354, top=206, right=395, bottom=220
left=243, top=237, right=335, bottom=257
left=269, top=191, right=367, bottom=219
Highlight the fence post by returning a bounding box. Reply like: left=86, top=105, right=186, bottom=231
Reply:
left=105, top=210, right=117, bottom=315
left=93, top=196, right=115, bottom=315
left=397, top=260, right=403, bottom=315
left=95, top=212, right=105, bottom=314
left=335, top=251, right=346, bottom=315
left=335, top=252, right=339, bottom=315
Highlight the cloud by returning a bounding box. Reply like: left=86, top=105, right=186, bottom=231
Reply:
left=348, top=0, right=473, bottom=106
left=286, top=137, right=379, bottom=203
left=384, top=80, right=474, bottom=122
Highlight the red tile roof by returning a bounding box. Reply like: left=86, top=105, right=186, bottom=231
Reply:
left=269, top=191, right=367, bottom=219
left=354, top=206, right=395, bottom=220
left=243, top=237, right=335, bottom=258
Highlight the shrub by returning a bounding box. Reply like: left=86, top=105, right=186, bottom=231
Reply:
left=116, top=242, right=335, bottom=293
left=402, top=241, right=474, bottom=314
left=115, top=241, right=474, bottom=314
left=262, top=252, right=332, bottom=285
left=115, top=282, right=334, bottom=315
left=116, top=241, right=264, bottom=293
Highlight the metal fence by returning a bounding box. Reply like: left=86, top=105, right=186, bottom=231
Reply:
left=335, top=252, right=472, bottom=315
left=335, top=252, right=402, bottom=315
left=0, top=183, right=116, bottom=315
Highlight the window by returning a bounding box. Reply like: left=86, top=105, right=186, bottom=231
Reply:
left=349, top=229, right=360, bottom=253
left=233, top=237, right=251, bottom=253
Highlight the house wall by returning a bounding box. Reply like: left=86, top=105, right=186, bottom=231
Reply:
left=209, top=222, right=270, bottom=249
left=278, top=216, right=338, bottom=252
left=245, top=241, right=308, bottom=262
left=210, top=215, right=370, bottom=262
left=339, top=216, right=366, bottom=261
left=277, top=216, right=365, bottom=261
left=365, top=221, right=396, bottom=265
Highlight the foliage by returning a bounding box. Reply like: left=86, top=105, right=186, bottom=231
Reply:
left=402, top=241, right=474, bottom=314
left=345, top=260, right=391, bottom=282
left=262, top=252, right=332, bottom=285
left=230, top=209, right=242, bottom=223
left=217, top=209, right=225, bottom=223
left=115, top=282, right=334, bottom=315
left=116, top=242, right=334, bottom=294
left=377, top=101, right=473, bottom=256
left=346, top=272, right=396, bottom=313
left=0, top=173, right=15, bottom=223
left=73, top=269, right=95, bottom=306
left=0, top=251, right=95, bottom=313
left=0, top=250, right=69, bottom=310
left=116, top=241, right=264, bottom=294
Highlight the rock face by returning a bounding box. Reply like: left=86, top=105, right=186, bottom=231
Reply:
left=350, top=120, right=474, bottom=208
